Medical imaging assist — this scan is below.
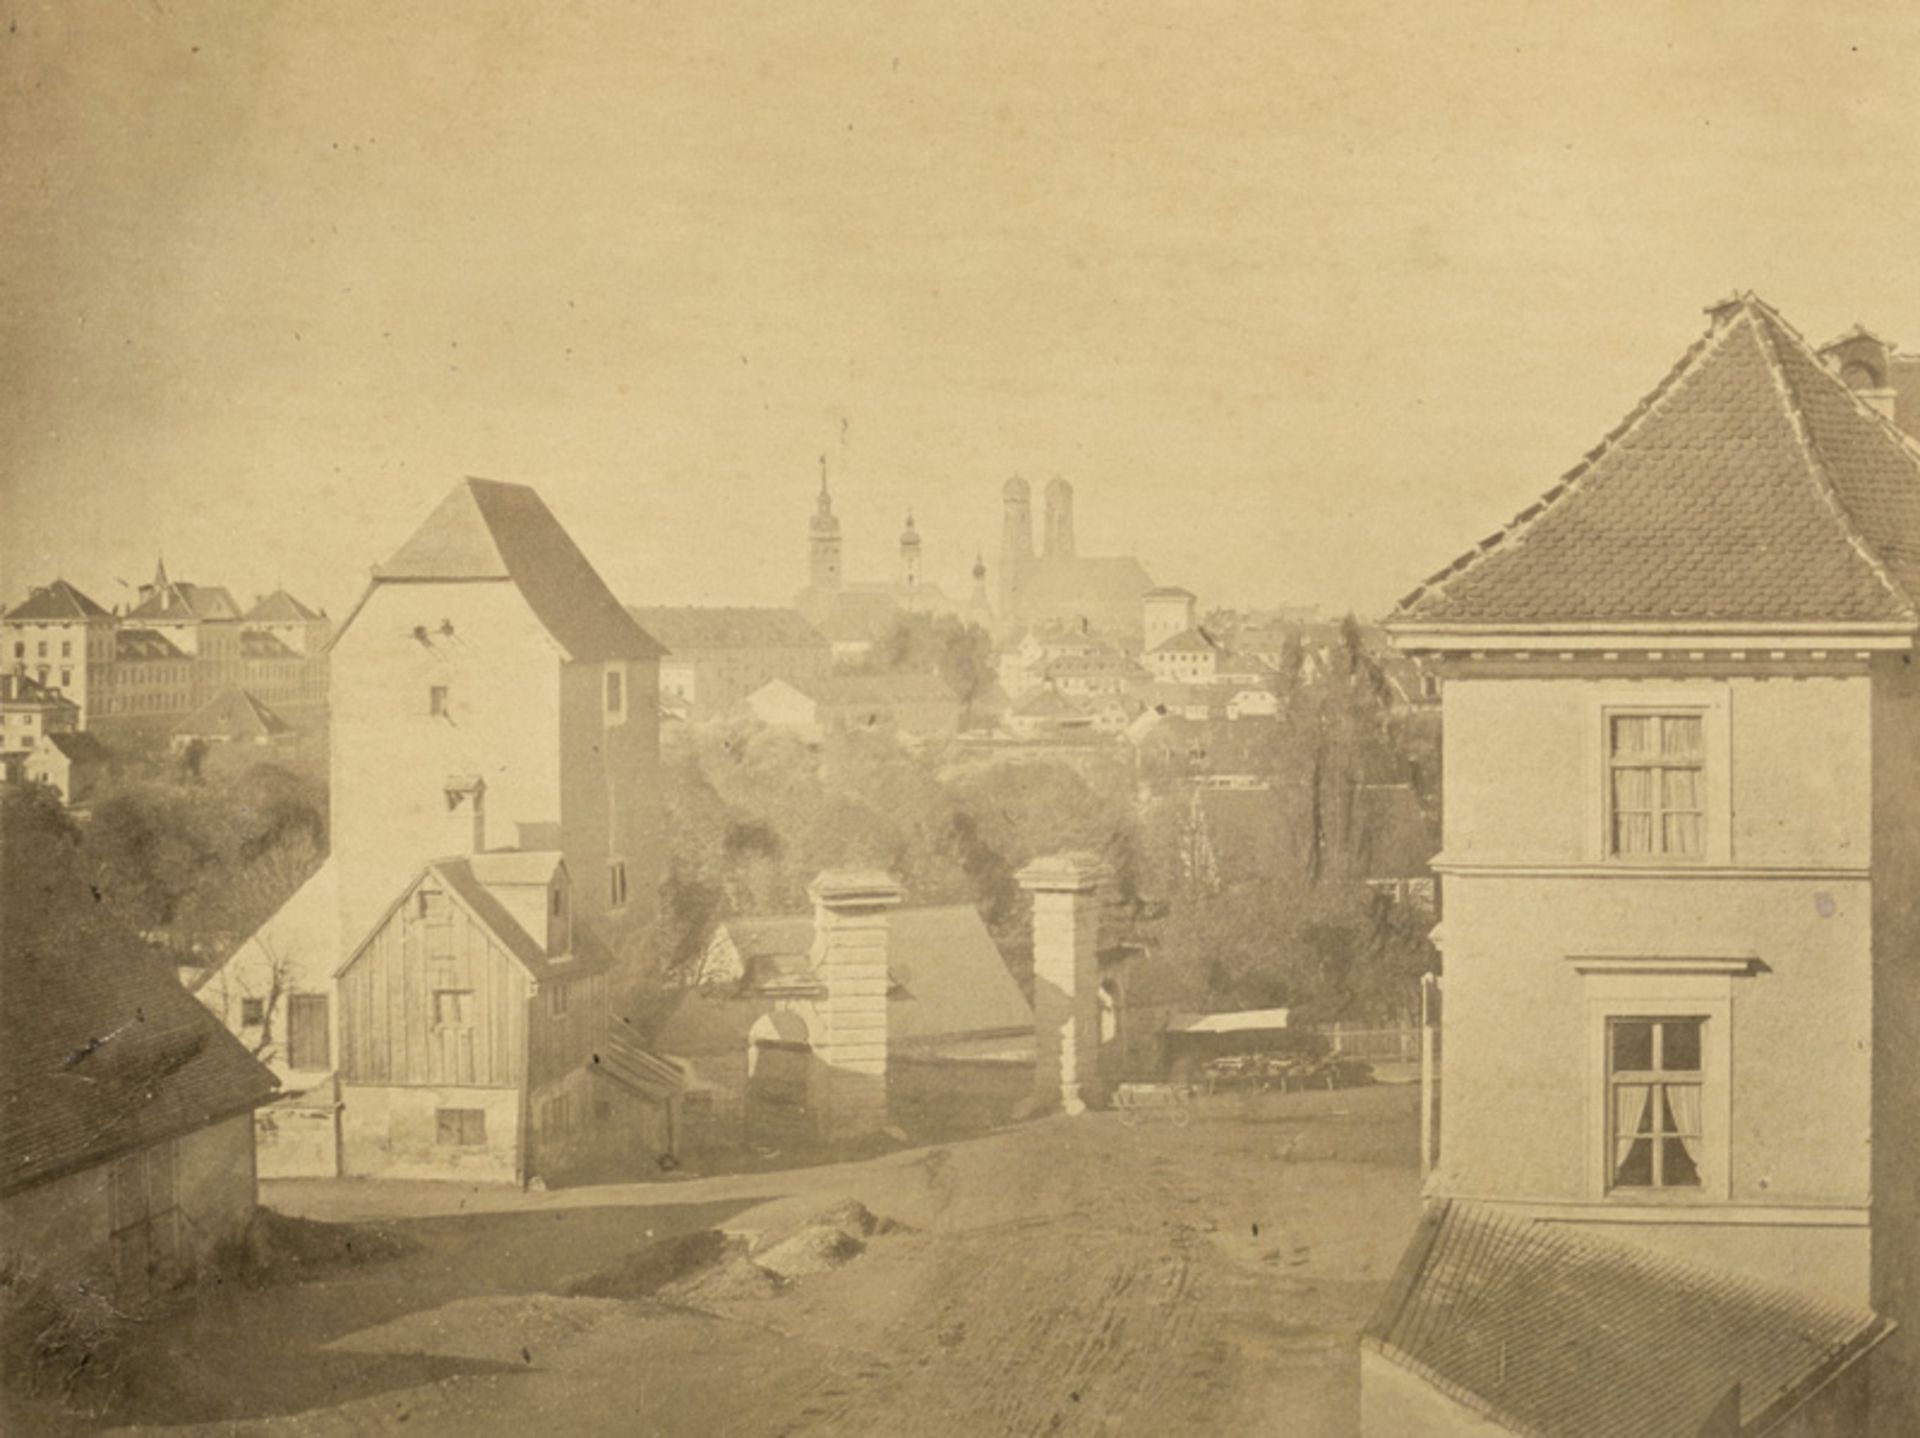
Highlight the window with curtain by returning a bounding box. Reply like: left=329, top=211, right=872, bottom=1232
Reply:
left=1608, top=1017, right=1704, bottom=1189
left=1608, top=712, right=1705, bottom=858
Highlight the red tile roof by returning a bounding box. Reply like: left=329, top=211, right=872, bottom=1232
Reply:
left=1, top=902, right=277, bottom=1197
left=365, top=478, right=663, bottom=662
left=4, top=579, right=111, bottom=622
left=1393, top=295, right=1920, bottom=630
left=1366, top=1202, right=1890, bottom=1438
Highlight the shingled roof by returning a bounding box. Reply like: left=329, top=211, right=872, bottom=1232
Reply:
left=362, top=478, right=663, bottom=662
left=4, top=579, right=111, bottom=622
left=627, top=605, right=827, bottom=652
left=174, top=686, right=295, bottom=741
left=1392, top=294, right=1920, bottom=632
left=244, top=588, right=324, bottom=623
left=1, top=902, right=277, bottom=1197
left=1365, top=1202, right=1890, bottom=1437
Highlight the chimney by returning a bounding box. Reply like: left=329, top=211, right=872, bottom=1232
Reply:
left=1019, top=851, right=1108, bottom=1115
left=808, top=869, right=903, bottom=1139
left=443, top=775, right=486, bottom=855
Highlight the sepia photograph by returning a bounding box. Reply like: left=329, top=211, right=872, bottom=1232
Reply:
left=2, top=3, right=1917, bottom=1434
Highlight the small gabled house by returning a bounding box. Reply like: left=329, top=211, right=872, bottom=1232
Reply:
left=334, top=850, right=683, bottom=1183
left=2, top=907, right=277, bottom=1308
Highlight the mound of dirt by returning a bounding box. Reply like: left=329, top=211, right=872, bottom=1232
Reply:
left=229, top=1208, right=412, bottom=1286
left=564, top=1229, right=733, bottom=1300
left=753, top=1223, right=866, bottom=1280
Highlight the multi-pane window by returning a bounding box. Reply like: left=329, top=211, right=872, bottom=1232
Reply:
left=1607, top=713, right=1705, bottom=858
left=435, top=1108, right=486, bottom=1146
left=1608, top=1017, right=1704, bottom=1190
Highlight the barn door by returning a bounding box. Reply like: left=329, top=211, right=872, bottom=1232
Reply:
left=109, top=1141, right=181, bottom=1306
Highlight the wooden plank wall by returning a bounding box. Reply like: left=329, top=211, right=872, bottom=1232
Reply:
left=340, top=891, right=529, bottom=1086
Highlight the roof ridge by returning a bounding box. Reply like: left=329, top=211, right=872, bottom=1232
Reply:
left=1391, top=314, right=1733, bottom=617
left=1747, top=303, right=1918, bottom=619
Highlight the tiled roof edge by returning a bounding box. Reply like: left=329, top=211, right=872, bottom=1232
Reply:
left=1359, top=1339, right=1548, bottom=1438
left=1748, top=299, right=1919, bottom=619
left=1389, top=316, right=1731, bottom=621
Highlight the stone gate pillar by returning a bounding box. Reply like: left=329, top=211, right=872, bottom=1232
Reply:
left=1019, top=852, right=1108, bottom=1115
left=808, top=869, right=903, bottom=1139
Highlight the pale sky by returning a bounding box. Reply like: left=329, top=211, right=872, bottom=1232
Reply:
left=4, top=1, right=1917, bottom=623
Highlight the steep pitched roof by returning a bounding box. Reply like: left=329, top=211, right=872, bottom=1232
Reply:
left=627, top=605, right=828, bottom=652
left=42, top=731, right=113, bottom=765
left=1393, top=295, right=1920, bottom=631
left=337, top=854, right=609, bottom=985
left=0, top=671, right=77, bottom=708
left=1, top=901, right=277, bottom=1196
left=129, top=580, right=242, bottom=623
left=174, top=686, right=295, bottom=741
left=4, top=579, right=111, bottom=622
left=1366, top=1202, right=1890, bottom=1438
left=365, top=478, right=663, bottom=662
left=244, top=589, right=323, bottom=622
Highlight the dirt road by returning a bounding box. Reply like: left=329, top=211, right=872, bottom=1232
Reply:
left=85, top=1084, right=1420, bottom=1438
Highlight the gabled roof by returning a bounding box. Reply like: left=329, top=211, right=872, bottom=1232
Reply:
left=0, top=671, right=78, bottom=708
left=337, top=853, right=608, bottom=985
left=702, top=905, right=1033, bottom=1045
left=42, top=731, right=113, bottom=765
left=4, top=579, right=111, bottom=622
left=115, top=628, right=189, bottom=661
left=627, top=605, right=827, bottom=652
left=1393, top=295, right=1920, bottom=631
left=244, top=589, right=324, bottom=623
left=129, top=580, right=242, bottom=623
left=174, top=686, right=295, bottom=741
left=1149, top=628, right=1221, bottom=656
left=1365, top=1202, right=1890, bottom=1438
left=1, top=900, right=277, bottom=1196
left=361, top=478, right=663, bottom=662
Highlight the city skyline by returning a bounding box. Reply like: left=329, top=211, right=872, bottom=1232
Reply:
left=6, top=2, right=1919, bottom=623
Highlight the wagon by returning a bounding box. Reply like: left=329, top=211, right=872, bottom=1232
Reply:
left=1112, top=1082, right=1193, bottom=1126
